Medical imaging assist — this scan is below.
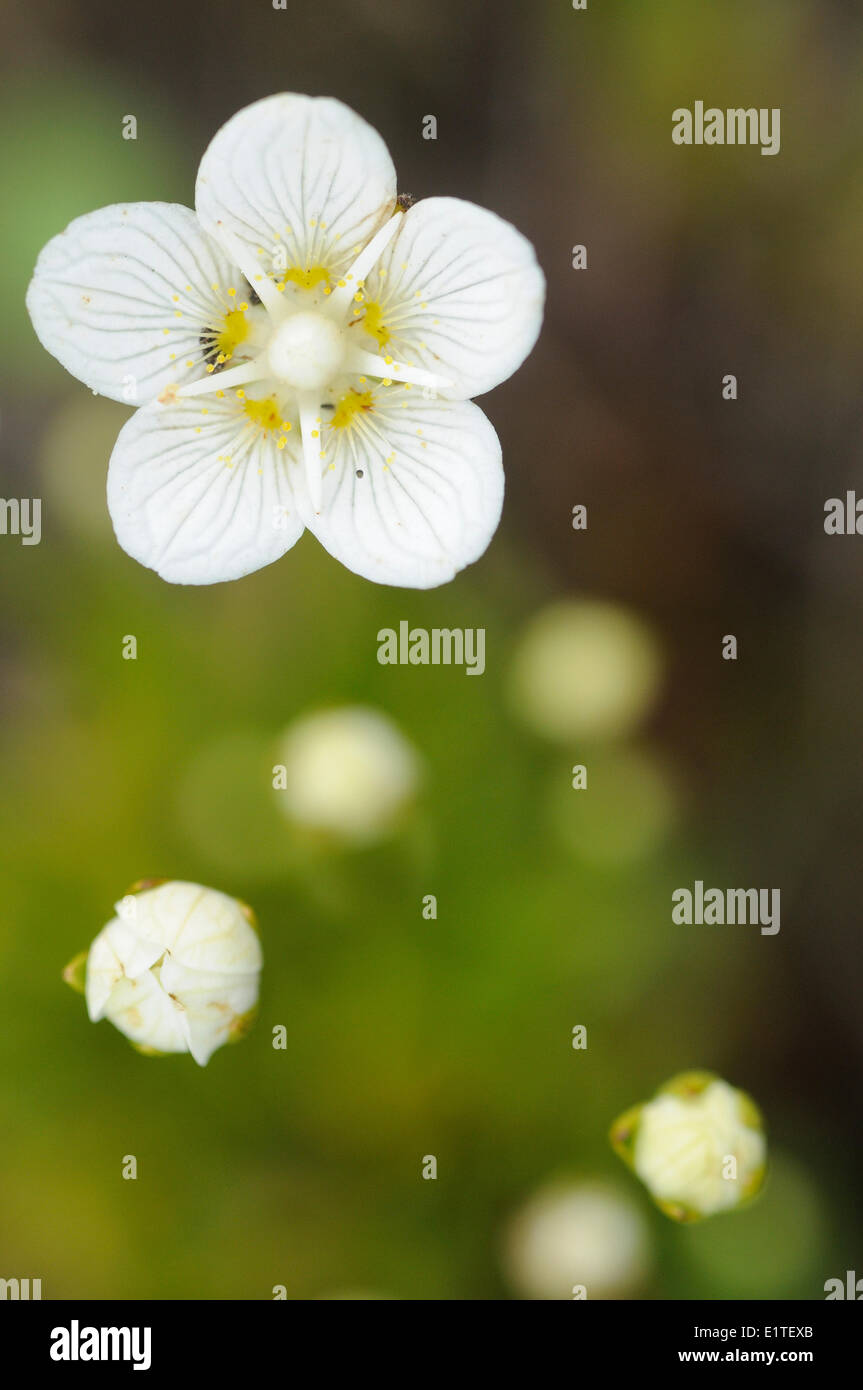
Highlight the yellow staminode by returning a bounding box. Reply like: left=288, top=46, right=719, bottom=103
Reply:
left=331, top=389, right=374, bottom=430
left=359, top=300, right=390, bottom=348
left=216, top=309, right=250, bottom=360
left=243, top=396, right=288, bottom=434
left=280, top=265, right=331, bottom=292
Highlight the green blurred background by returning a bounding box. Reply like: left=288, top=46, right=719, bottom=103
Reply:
left=1, top=0, right=861, bottom=1299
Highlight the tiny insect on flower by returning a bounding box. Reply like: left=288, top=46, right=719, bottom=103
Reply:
left=64, top=880, right=262, bottom=1066
left=27, top=94, right=545, bottom=588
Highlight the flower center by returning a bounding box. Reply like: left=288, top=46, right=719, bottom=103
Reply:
left=266, top=311, right=345, bottom=390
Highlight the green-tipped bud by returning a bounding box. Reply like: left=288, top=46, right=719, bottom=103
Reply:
left=610, top=1071, right=767, bottom=1222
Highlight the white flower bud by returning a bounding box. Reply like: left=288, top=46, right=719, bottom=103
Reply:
left=611, top=1071, right=767, bottom=1221
left=276, top=706, right=421, bottom=844
left=508, top=599, right=663, bottom=743
left=77, top=881, right=262, bottom=1066
left=503, top=1180, right=650, bottom=1299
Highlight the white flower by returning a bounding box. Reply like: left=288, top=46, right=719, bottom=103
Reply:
left=72, top=880, right=262, bottom=1065
left=276, top=705, right=420, bottom=844
left=503, top=1180, right=650, bottom=1300
left=611, top=1072, right=767, bottom=1221
left=27, top=93, right=545, bottom=588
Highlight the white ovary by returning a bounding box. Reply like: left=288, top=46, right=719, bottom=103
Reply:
left=633, top=1080, right=766, bottom=1215
left=265, top=311, right=346, bottom=390
left=85, top=881, right=262, bottom=1065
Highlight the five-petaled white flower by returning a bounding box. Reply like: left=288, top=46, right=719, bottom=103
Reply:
left=64, top=879, right=263, bottom=1065
left=28, top=94, right=545, bottom=587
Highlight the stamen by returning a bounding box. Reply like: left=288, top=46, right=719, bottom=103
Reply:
left=210, top=223, right=286, bottom=319
left=327, top=212, right=403, bottom=320
left=298, top=394, right=324, bottom=512
left=177, top=359, right=267, bottom=398
left=345, top=347, right=452, bottom=391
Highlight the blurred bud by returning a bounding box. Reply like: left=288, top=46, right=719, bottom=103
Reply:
left=503, top=1179, right=650, bottom=1299
left=610, top=1071, right=767, bottom=1221
left=67, top=881, right=262, bottom=1066
left=508, top=599, right=663, bottom=743
left=275, top=706, right=421, bottom=845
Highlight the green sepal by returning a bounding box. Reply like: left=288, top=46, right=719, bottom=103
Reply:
left=659, top=1069, right=719, bottom=1101
left=126, top=877, right=168, bottom=896
left=62, top=950, right=88, bottom=995
left=238, top=900, right=260, bottom=935
left=609, top=1103, right=644, bottom=1169
left=128, top=1041, right=169, bottom=1058
left=229, top=1005, right=258, bottom=1043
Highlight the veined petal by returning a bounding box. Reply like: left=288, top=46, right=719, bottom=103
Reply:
left=107, top=392, right=304, bottom=585
left=26, top=203, right=247, bottom=404
left=353, top=196, right=545, bottom=399
left=150, top=883, right=262, bottom=975
left=298, top=386, right=503, bottom=588
left=85, top=927, right=125, bottom=1023
left=102, top=969, right=190, bottom=1055
left=85, top=919, right=164, bottom=1021
left=195, top=94, right=397, bottom=300
left=158, top=956, right=260, bottom=1066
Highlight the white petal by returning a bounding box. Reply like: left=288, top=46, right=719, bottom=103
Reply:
left=85, top=927, right=125, bottom=1022
left=107, top=393, right=304, bottom=584
left=26, top=203, right=245, bottom=404
left=102, top=969, right=190, bottom=1055
left=299, top=386, right=503, bottom=588
left=159, top=956, right=260, bottom=1066
left=353, top=196, right=545, bottom=399
left=85, top=918, right=164, bottom=1020
left=124, top=882, right=263, bottom=976
left=195, top=95, right=397, bottom=295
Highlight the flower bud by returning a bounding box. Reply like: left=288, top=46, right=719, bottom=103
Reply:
left=610, top=1071, right=767, bottom=1221
left=503, top=1179, right=651, bottom=1299
left=275, top=705, right=421, bottom=845
left=508, top=599, right=663, bottom=744
left=67, top=880, right=262, bottom=1066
